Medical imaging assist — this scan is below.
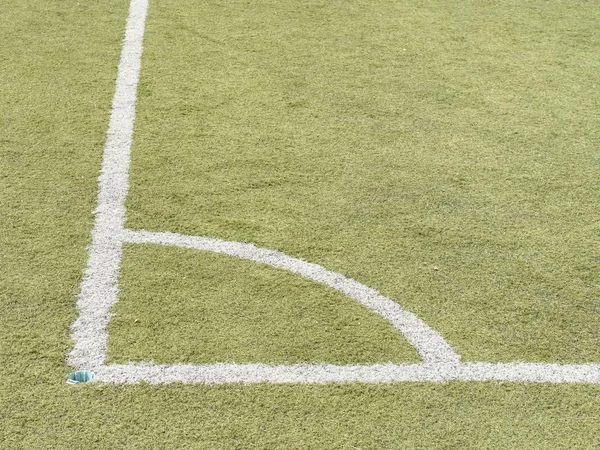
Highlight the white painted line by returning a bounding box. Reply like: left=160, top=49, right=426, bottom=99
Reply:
left=69, top=0, right=600, bottom=385
left=95, top=362, right=600, bottom=384
left=123, top=229, right=461, bottom=364
left=68, top=0, right=149, bottom=372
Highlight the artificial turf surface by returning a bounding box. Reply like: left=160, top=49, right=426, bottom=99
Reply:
left=125, top=0, right=600, bottom=363
left=1, top=0, right=600, bottom=448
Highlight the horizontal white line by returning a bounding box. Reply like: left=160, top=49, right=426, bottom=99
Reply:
left=95, top=362, right=600, bottom=384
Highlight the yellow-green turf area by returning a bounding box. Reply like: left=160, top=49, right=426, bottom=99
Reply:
left=1, top=0, right=600, bottom=448
left=124, top=0, right=600, bottom=363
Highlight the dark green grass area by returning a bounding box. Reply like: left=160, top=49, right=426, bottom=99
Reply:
left=108, top=244, right=418, bottom=364
left=126, top=0, right=600, bottom=362
left=2, top=0, right=600, bottom=448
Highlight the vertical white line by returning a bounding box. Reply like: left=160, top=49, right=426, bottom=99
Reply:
left=68, top=0, right=149, bottom=371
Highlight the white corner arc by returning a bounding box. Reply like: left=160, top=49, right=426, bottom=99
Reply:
left=123, top=229, right=461, bottom=364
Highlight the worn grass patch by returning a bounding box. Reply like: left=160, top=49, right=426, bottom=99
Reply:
left=108, top=244, right=418, bottom=364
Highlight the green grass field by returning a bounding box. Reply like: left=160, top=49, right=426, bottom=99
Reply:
left=2, top=0, right=600, bottom=447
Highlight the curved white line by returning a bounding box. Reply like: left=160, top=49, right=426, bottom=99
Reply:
left=123, top=229, right=462, bottom=364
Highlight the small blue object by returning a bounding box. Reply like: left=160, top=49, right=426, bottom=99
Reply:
left=67, top=370, right=95, bottom=384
